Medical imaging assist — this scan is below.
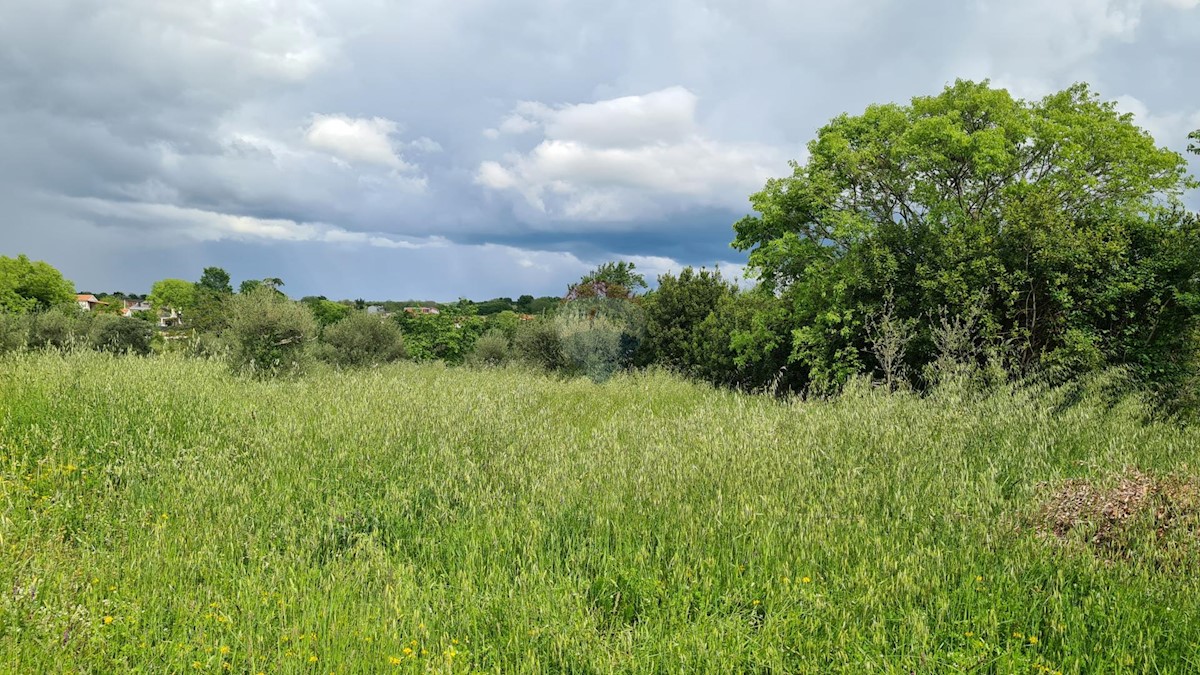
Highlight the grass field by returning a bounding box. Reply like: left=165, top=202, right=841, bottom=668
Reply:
left=1, top=352, right=1198, bottom=673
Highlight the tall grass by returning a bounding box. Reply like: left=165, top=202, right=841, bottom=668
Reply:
left=1, top=352, right=1198, bottom=672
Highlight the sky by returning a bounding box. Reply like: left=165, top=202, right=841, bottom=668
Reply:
left=2, top=0, right=1198, bottom=301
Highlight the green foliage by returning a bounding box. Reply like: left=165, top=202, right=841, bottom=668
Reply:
left=638, top=267, right=737, bottom=374
left=185, top=290, right=231, bottom=335
left=1189, top=129, right=1199, bottom=155
left=696, top=288, right=798, bottom=392
left=475, top=297, right=515, bottom=316
left=189, top=331, right=232, bottom=360
left=465, top=329, right=512, bottom=367
left=735, top=80, right=1200, bottom=394
left=318, top=312, right=407, bottom=368
left=303, top=297, right=352, bottom=329
left=90, top=295, right=124, bottom=316
left=556, top=298, right=645, bottom=382
left=197, top=267, right=233, bottom=296
left=568, top=261, right=648, bottom=300
left=131, top=310, right=157, bottom=324
left=393, top=310, right=484, bottom=365
left=148, top=279, right=197, bottom=314
left=88, top=314, right=153, bottom=355
left=26, top=307, right=81, bottom=351
left=522, top=295, right=561, bottom=315
left=0, top=313, right=25, bottom=354
left=227, top=289, right=316, bottom=377
left=511, top=318, right=566, bottom=372
left=487, top=311, right=522, bottom=340
left=0, top=254, right=75, bottom=313
left=239, top=279, right=262, bottom=295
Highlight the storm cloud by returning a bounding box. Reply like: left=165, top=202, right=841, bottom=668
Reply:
left=1, top=0, right=1197, bottom=299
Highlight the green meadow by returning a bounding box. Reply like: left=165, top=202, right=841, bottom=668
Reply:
left=1, top=352, right=1198, bottom=673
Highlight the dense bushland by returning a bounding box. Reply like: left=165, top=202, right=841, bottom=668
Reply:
left=732, top=81, right=1200, bottom=395
left=1, top=81, right=1197, bottom=405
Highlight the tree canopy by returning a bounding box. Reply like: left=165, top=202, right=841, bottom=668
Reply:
left=638, top=267, right=737, bottom=374
left=567, top=261, right=648, bottom=300
left=0, top=255, right=75, bottom=313
left=734, top=80, right=1200, bottom=392
left=148, top=278, right=197, bottom=314
left=197, top=267, right=233, bottom=296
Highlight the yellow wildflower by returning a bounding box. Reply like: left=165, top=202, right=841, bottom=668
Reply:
left=389, top=656, right=402, bottom=665
left=1029, top=635, right=1039, bottom=645
left=103, top=616, right=114, bottom=625
left=801, top=576, right=812, bottom=584
left=309, top=655, right=318, bottom=663
left=220, top=645, right=230, bottom=655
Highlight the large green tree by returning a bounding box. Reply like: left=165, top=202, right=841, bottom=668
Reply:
left=197, top=267, right=233, bottom=296
left=637, top=267, right=737, bottom=374
left=0, top=255, right=75, bottom=313
left=148, top=279, right=197, bottom=315
left=567, top=261, right=648, bottom=300
left=734, top=80, right=1200, bottom=392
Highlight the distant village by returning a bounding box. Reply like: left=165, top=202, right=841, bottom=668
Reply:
left=73, top=291, right=547, bottom=329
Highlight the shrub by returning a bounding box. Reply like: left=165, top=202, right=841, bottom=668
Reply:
left=318, top=312, right=407, bottom=368
left=561, top=319, right=623, bottom=382
left=27, top=308, right=80, bottom=351
left=637, top=267, right=736, bottom=373
left=191, top=332, right=232, bottom=360
left=87, top=314, right=153, bottom=355
left=227, top=289, right=317, bottom=377
left=512, top=319, right=565, bottom=372
left=393, top=310, right=484, bottom=364
left=555, top=298, right=645, bottom=383
left=466, top=330, right=511, bottom=367
left=0, top=314, right=25, bottom=354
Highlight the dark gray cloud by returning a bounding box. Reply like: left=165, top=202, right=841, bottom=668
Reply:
left=1, top=0, right=1197, bottom=299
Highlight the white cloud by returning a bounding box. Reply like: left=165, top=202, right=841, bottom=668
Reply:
left=1112, top=95, right=1200, bottom=148
left=476, top=87, right=787, bottom=221
left=304, top=115, right=412, bottom=169
left=67, top=197, right=447, bottom=250
left=408, top=137, right=443, bottom=153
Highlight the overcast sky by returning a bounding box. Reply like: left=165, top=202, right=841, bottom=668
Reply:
left=2, top=0, right=1198, bottom=300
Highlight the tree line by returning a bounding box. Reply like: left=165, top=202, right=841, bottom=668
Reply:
left=3, top=81, right=1199, bottom=408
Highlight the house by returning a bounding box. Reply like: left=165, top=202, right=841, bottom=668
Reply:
left=76, top=294, right=102, bottom=311
left=158, top=309, right=182, bottom=329
left=121, top=299, right=180, bottom=328
left=366, top=305, right=391, bottom=317
left=403, top=306, right=440, bottom=315
left=120, top=299, right=153, bottom=317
